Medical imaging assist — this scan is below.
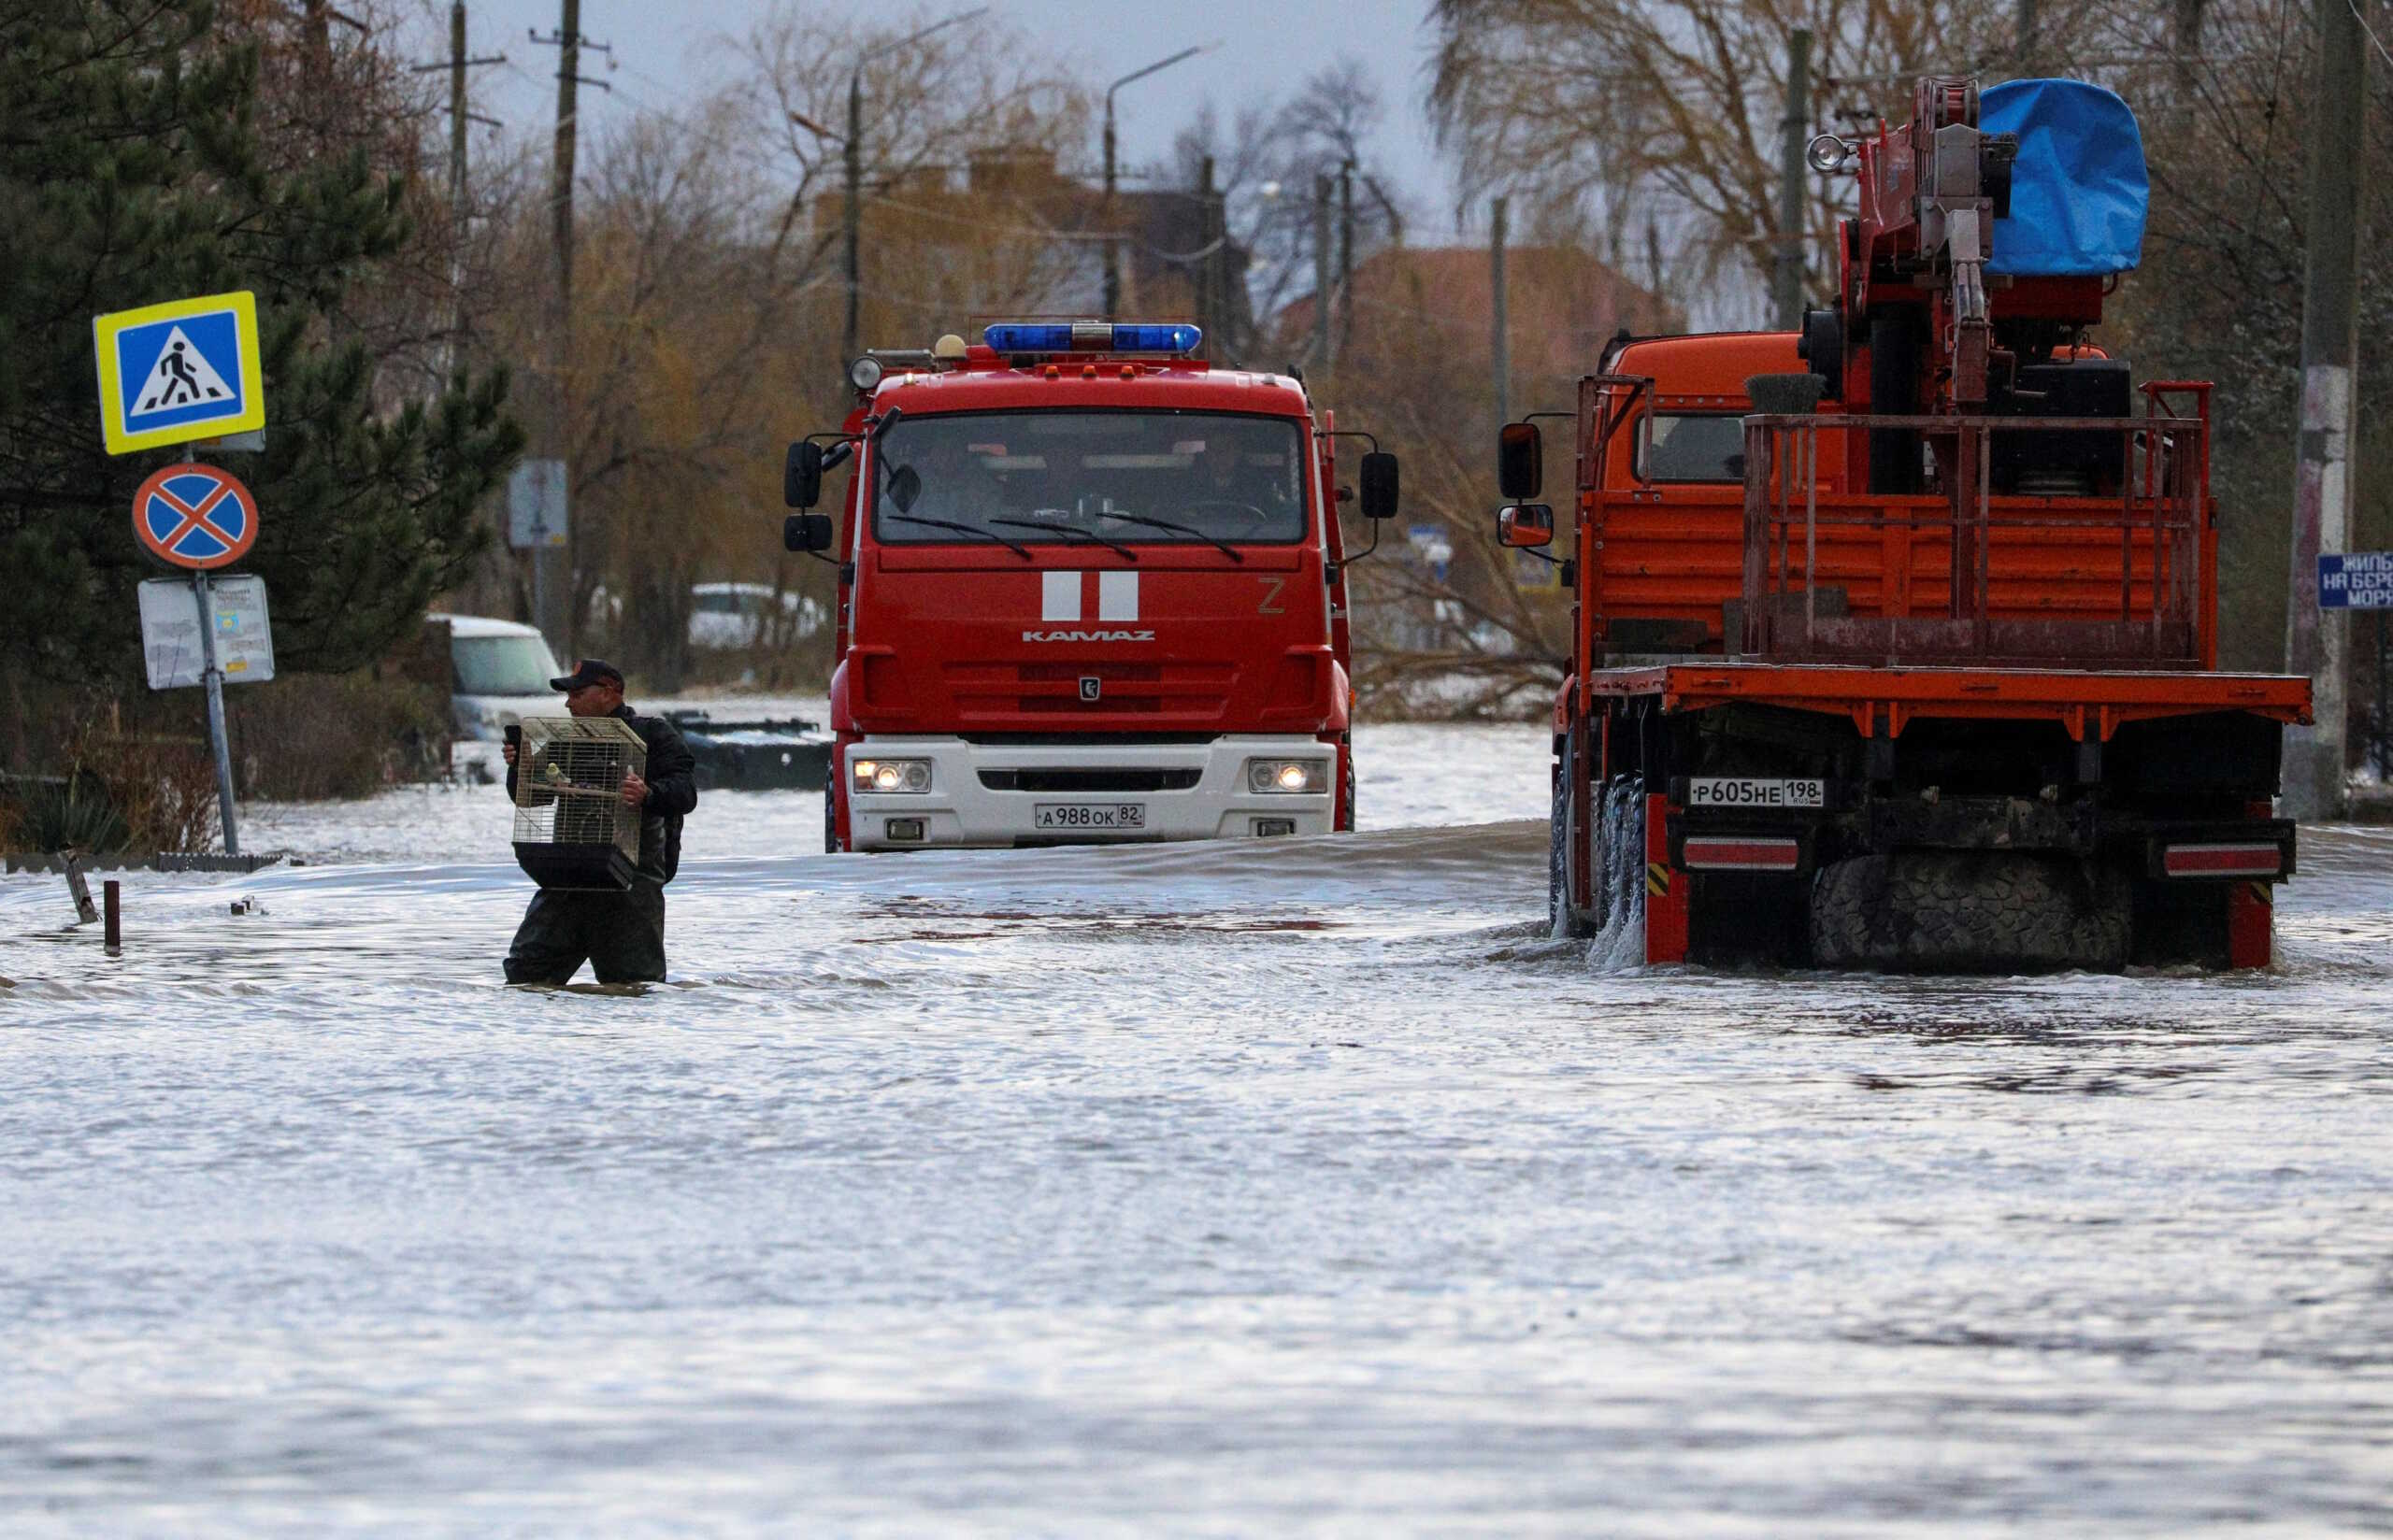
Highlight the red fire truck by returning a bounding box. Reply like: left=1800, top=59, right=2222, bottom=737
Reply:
left=1496, top=77, right=2311, bottom=971
left=784, top=321, right=1397, bottom=851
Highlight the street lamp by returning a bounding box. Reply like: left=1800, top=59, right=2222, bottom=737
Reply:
left=1103, top=44, right=1211, bottom=320
left=843, top=7, right=988, bottom=362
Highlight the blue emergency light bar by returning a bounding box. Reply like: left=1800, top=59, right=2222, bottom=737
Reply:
left=983, top=322, right=1201, bottom=355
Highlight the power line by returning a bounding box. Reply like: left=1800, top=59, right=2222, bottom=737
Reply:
left=2353, top=0, right=2393, bottom=70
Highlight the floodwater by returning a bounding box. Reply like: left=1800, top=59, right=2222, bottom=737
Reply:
left=3, top=717, right=2389, bottom=1536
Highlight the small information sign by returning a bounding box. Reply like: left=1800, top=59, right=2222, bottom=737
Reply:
left=139, top=575, right=275, bottom=691
left=2318, top=552, right=2393, bottom=610
left=509, top=459, right=569, bottom=549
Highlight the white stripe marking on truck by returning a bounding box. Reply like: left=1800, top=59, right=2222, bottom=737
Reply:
left=1041, top=570, right=1080, bottom=621
left=1099, top=570, right=1139, bottom=621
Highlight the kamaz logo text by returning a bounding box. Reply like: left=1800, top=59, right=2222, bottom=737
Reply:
left=1024, top=628, right=1154, bottom=643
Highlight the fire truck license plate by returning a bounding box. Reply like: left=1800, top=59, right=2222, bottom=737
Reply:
left=1687, top=777, right=1826, bottom=808
left=1034, top=803, right=1146, bottom=831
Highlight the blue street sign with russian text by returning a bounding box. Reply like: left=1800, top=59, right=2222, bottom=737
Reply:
left=2318, top=551, right=2393, bottom=610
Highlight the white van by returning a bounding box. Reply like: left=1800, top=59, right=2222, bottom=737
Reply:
left=434, top=612, right=565, bottom=741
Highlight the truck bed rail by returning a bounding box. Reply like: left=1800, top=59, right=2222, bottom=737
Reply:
left=1737, top=384, right=2212, bottom=669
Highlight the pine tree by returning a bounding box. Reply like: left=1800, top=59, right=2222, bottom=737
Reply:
left=0, top=0, right=523, bottom=686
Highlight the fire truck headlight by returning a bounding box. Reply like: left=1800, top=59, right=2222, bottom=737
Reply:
left=1246, top=759, right=1326, bottom=794
left=850, top=355, right=885, bottom=390
left=854, top=758, right=932, bottom=794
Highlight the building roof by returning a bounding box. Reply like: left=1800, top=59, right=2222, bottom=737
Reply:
left=1276, top=244, right=1684, bottom=378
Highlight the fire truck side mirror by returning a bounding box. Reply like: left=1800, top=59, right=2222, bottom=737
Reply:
left=1359, top=452, right=1399, bottom=520
left=1498, top=504, right=1555, bottom=549
left=784, top=440, right=824, bottom=509
left=783, top=513, right=834, bottom=554
left=1497, top=421, right=1542, bottom=500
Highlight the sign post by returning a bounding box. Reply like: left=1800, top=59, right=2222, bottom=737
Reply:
left=509, top=459, right=569, bottom=649
left=96, top=290, right=275, bottom=856
left=193, top=569, right=241, bottom=855
left=131, top=461, right=263, bottom=856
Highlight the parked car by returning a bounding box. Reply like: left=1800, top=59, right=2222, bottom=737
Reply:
left=433, top=612, right=564, bottom=741
left=580, top=582, right=824, bottom=654
left=688, top=582, right=825, bottom=651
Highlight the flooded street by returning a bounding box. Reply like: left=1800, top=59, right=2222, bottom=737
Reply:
left=3, top=720, right=2388, bottom=1535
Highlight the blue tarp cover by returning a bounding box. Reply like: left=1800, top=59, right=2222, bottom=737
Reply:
left=1981, top=78, right=2148, bottom=276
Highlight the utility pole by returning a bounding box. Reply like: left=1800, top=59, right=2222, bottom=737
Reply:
left=1337, top=159, right=1355, bottom=355
left=301, top=1, right=367, bottom=77
left=843, top=8, right=988, bottom=363
left=1312, top=174, right=1334, bottom=372
left=2015, top=0, right=2040, bottom=74
left=1209, top=164, right=1233, bottom=358
left=2282, top=0, right=2368, bottom=820
left=1103, top=45, right=1210, bottom=321
left=548, top=0, right=580, bottom=657
left=412, top=7, right=505, bottom=371
left=1490, top=195, right=1510, bottom=432
left=531, top=3, right=610, bottom=655
left=1194, top=155, right=1217, bottom=343
left=2171, top=0, right=2209, bottom=100
left=1774, top=27, right=1813, bottom=330
left=451, top=2, right=468, bottom=237
left=843, top=68, right=863, bottom=363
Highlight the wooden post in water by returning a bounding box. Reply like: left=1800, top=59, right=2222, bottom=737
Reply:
left=61, top=850, right=98, bottom=925
left=103, top=879, right=122, bottom=953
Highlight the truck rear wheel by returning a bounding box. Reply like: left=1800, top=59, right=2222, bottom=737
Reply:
left=1549, top=749, right=1592, bottom=939
left=1810, top=851, right=2129, bottom=973
left=1595, top=774, right=1646, bottom=939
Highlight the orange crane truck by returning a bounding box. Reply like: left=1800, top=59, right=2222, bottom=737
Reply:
left=1495, top=76, right=2311, bottom=970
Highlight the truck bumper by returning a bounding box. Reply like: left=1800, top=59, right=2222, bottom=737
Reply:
left=843, top=734, right=1336, bottom=849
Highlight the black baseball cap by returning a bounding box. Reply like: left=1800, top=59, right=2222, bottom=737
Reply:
left=550, top=657, right=625, bottom=692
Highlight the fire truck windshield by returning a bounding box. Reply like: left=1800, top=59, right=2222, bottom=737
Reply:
left=871, top=411, right=1308, bottom=549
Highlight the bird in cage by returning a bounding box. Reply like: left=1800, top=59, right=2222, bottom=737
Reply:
left=510, top=715, right=647, bottom=890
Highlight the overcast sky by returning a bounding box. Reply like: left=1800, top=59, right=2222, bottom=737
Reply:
left=405, top=0, right=1474, bottom=237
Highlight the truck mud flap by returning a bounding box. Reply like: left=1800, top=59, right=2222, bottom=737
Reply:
left=1810, top=850, right=2129, bottom=974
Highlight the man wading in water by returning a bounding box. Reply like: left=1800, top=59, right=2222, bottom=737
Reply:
left=502, top=659, right=697, bottom=985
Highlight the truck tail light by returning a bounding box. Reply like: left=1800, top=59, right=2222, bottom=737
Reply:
left=2161, top=842, right=2282, bottom=878
left=1681, top=836, right=1800, bottom=871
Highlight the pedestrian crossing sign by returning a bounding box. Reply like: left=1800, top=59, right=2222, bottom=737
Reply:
left=92, top=291, right=265, bottom=455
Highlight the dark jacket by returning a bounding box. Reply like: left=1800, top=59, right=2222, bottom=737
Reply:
left=509, top=706, right=698, bottom=883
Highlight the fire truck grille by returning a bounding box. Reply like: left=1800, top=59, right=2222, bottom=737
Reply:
left=943, top=661, right=1235, bottom=723
left=978, top=767, right=1204, bottom=792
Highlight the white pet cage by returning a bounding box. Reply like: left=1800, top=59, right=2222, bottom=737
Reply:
left=511, top=715, right=646, bottom=890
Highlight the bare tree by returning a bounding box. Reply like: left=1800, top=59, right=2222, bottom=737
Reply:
left=1427, top=0, right=2028, bottom=322
left=1169, top=58, right=1408, bottom=360
left=459, top=9, right=1108, bottom=687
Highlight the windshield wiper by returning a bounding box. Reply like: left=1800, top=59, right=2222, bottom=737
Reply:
left=987, top=517, right=1139, bottom=562
left=1091, top=511, right=1245, bottom=562
left=881, top=513, right=1031, bottom=559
